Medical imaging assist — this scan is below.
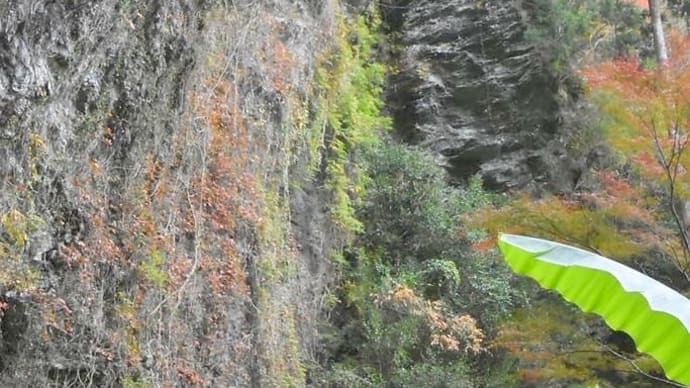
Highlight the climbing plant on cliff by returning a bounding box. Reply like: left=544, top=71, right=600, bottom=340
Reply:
left=313, top=8, right=391, bottom=234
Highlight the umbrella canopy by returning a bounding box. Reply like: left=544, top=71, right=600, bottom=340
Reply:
left=498, top=233, right=690, bottom=385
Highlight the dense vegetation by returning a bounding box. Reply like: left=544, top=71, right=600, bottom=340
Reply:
left=2, top=0, right=690, bottom=386
left=467, top=1, right=690, bottom=386
left=309, top=1, right=690, bottom=386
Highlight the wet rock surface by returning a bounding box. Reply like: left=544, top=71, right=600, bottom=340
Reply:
left=385, top=0, right=583, bottom=192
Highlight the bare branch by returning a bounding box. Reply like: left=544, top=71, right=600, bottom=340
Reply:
left=604, top=345, right=688, bottom=387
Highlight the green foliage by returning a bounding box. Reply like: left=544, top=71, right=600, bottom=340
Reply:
left=122, top=376, right=152, bottom=388
left=310, top=361, right=384, bottom=387
left=1, top=209, right=30, bottom=248
left=309, top=1, right=690, bottom=386
left=420, top=259, right=461, bottom=300
left=457, top=175, right=504, bottom=214
left=332, top=263, right=482, bottom=384
left=138, top=249, right=168, bottom=289
left=358, top=142, right=464, bottom=263
left=525, top=0, right=643, bottom=74
left=318, top=135, right=522, bottom=384
left=313, top=7, right=391, bottom=233
left=391, top=360, right=473, bottom=388
left=0, top=209, right=42, bottom=291
left=458, top=254, right=525, bottom=326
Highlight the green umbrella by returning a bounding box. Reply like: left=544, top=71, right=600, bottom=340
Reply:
left=498, top=233, right=690, bottom=385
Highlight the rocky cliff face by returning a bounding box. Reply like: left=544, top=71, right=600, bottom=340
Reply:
left=0, top=1, right=338, bottom=386
left=0, top=0, right=592, bottom=385
left=385, top=0, right=585, bottom=192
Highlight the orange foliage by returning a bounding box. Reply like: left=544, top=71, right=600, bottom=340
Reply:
left=184, top=79, right=258, bottom=296
left=263, top=15, right=295, bottom=95
left=377, top=286, right=485, bottom=355
left=495, top=301, right=620, bottom=384
left=467, top=179, right=662, bottom=260
left=625, top=0, right=648, bottom=9
left=579, top=31, right=690, bottom=269
left=596, top=170, right=636, bottom=198
left=176, top=365, right=204, bottom=386
left=582, top=171, right=656, bottom=226
left=470, top=238, right=496, bottom=252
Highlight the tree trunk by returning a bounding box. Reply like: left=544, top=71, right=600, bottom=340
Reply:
left=649, top=0, right=669, bottom=63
